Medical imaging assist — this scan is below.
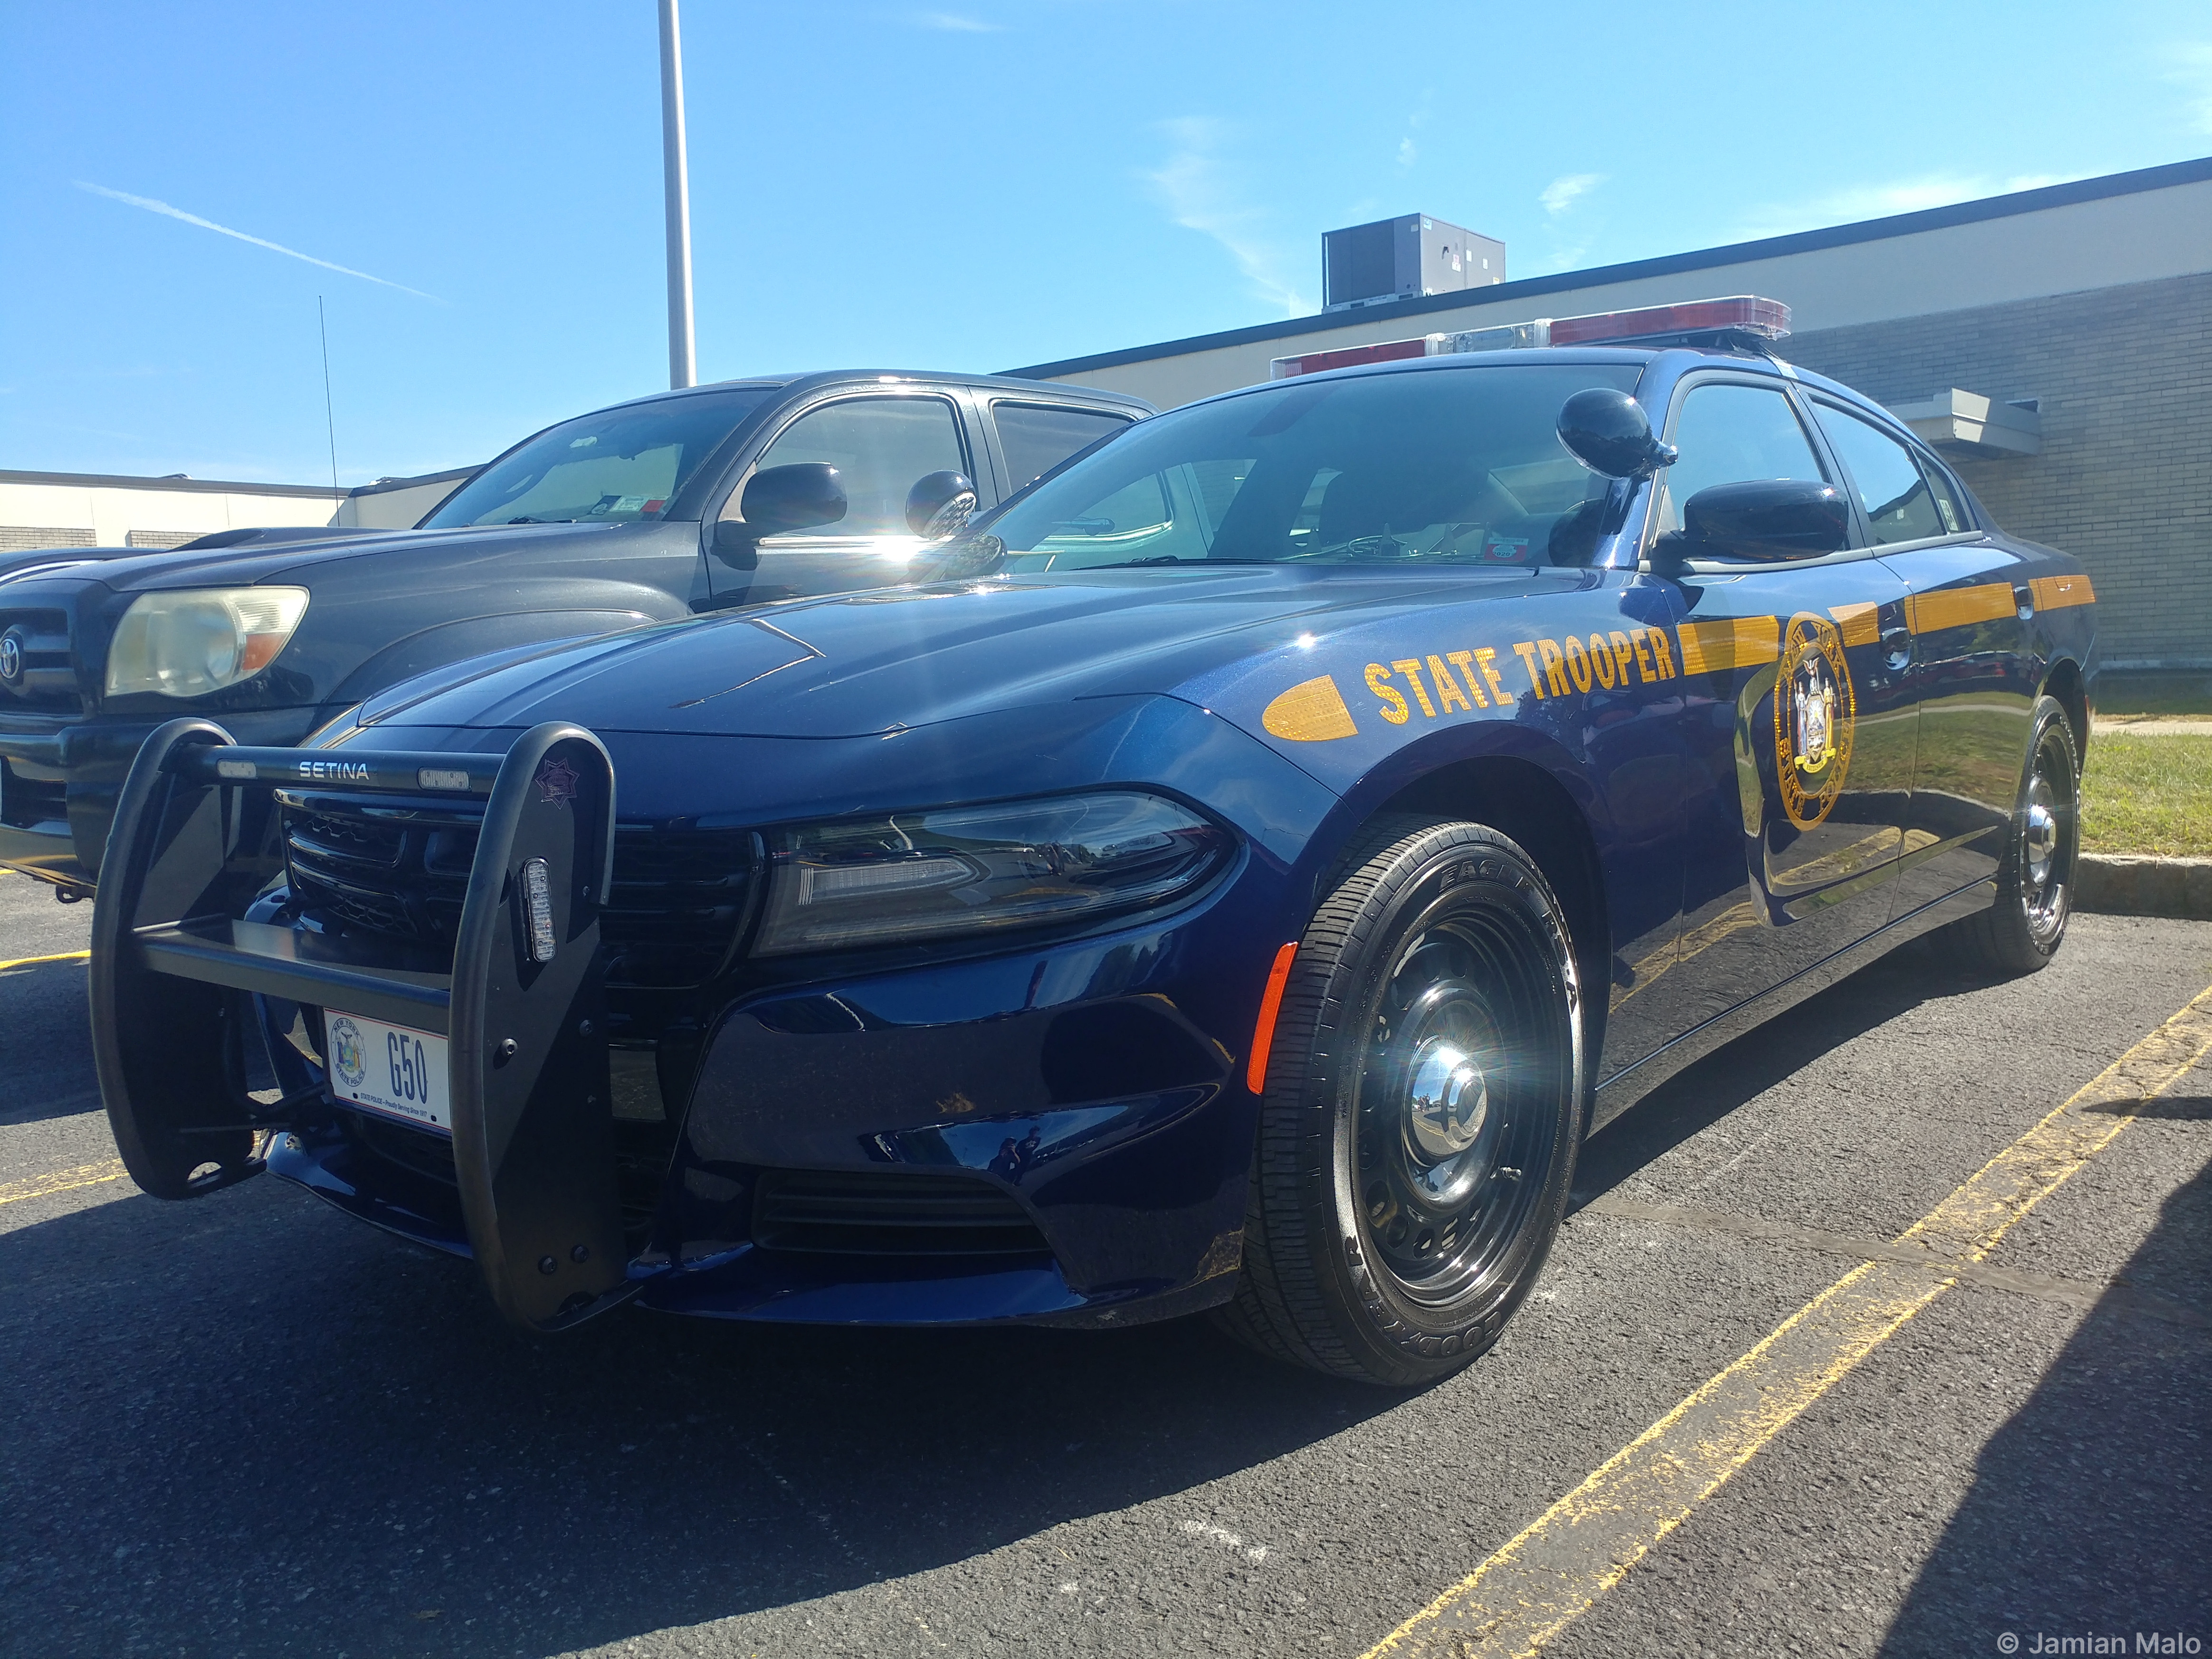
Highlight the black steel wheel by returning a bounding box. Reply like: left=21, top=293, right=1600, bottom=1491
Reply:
left=1217, top=817, right=1585, bottom=1386
left=1936, top=694, right=2080, bottom=975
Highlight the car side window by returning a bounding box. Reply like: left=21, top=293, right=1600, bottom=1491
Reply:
left=1810, top=402, right=1950, bottom=545
left=993, top=403, right=1134, bottom=493
left=1917, top=453, right=1972, bottom=535
left=1657, top=383, right=1828, bottom=534
left=747, top=396, right=968, bottom=537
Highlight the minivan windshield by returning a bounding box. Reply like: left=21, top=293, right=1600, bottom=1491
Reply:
left=976, top=363, right=1642, bottom=571
left=423, top=387, right=775, bottom=528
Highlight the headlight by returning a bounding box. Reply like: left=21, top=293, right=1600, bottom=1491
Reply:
left=105, top=587, right=310, bottom=698
left=754, top=790, right=1232, bottom=955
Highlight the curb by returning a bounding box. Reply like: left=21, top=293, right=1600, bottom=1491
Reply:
left=2077, top=855, right=2212, bottom=921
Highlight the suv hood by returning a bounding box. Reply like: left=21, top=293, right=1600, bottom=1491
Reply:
left=356, top=565, right=1587, bottom=740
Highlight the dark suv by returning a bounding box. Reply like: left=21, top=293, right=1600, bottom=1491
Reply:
left=0, top=371, right=1151, bottom=894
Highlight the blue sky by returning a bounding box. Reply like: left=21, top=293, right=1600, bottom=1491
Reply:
left=4, top=0, right=2209, bottom=486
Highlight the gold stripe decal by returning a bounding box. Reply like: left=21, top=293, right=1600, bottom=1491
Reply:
left=2031, top=573, right=2096, bottom=611
left=1675, top=615, right=1780, bottom=676
left=1826, top=601, right=1880, bottom=648
left=1261, top=673, right=1359, bottom=742
left=1358, top=981, right=2212, bottom=1659
left=1904, top=582, right=2016, bottom=635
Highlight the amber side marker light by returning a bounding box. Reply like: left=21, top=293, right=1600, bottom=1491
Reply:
left=1247, top=942, right=1300, bottom=1095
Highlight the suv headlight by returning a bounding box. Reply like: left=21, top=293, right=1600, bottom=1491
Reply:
left=754, top=790, right=1231, bottom=955
left=105, top=587, right=310, bottom=698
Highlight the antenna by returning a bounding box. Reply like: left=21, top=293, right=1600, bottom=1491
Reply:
left=317, top=296, right=339, bottom=490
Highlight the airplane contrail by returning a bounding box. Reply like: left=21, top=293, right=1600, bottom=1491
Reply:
left=75, top=181, right=442, bottom=302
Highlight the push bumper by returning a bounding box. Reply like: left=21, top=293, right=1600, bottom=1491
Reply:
left=90, top=716, right=634, bottom=1331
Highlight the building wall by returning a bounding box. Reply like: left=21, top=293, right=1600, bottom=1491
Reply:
left=0, top=476, right=347, bottom=549
left=1787, top=271, right=2212, bottom=669
left=1030, top=172, right=2212, bottom=411
left=330, top=468, right=475, bottom=529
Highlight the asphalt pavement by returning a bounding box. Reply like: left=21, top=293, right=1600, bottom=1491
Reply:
left=2, top=870, right=2207, bottom=1659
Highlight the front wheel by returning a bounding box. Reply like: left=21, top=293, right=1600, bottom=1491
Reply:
left=1217, top=818, right=1585, bottom=1386
left=1934, top=694, right=2080, bottom=974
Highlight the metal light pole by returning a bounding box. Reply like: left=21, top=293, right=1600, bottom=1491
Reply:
left=658, top=0, right=697, bottom=389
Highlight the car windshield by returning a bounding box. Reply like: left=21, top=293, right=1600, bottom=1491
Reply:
left=423, top=387, right=775, bottom=528
left=977, top=363, right=1642, bottom=571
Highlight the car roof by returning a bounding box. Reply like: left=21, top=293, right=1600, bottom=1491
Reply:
left=596, top=371, right=1155, bottom=419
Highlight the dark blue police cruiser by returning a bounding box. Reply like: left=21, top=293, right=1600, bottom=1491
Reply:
left=91, top=298, right=2097, bottom=1385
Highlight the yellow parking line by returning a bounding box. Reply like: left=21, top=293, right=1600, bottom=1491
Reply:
left=1362, top=981, right=2212, bottom=1659
left=0, top=949, right=90, bottom=973
left=0, top=1159, right=129, bottom=1207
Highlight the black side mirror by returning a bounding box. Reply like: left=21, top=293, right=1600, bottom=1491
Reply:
left=739, top=463, right=848, bottom=535
left=1681, top=479, right=1850, bottom=562
left=1557, top=388, right=1678, bottom=479
left=905, top=470, right=978, bottom=540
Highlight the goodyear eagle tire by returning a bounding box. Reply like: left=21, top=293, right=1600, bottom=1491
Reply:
left=1936, top=694, right=2080, bottom=976
left=1218, top=817, right=1585, bottom=1386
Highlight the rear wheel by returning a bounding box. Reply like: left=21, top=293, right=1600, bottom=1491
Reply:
left=1217, top=817, right=1585, bottom=1386
left=1935, top=694, right=2080, bottom=974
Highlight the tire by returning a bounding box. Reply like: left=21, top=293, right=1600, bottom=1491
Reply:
left=1216, top=816, right=1586, bottom=1386
left=1935, top=694, right=2080, bottom=975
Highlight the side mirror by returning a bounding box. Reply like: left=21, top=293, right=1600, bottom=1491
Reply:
left=739, top=463, right=848, bottom=535
left=905, top=470, right=978, bottom=540
left=1681, top=480, right=1850, bottom=562
left=1557, top=388, right=1677, bottom=479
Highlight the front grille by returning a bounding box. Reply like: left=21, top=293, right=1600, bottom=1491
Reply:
left=280, top=794, right=755, bottom=989
left=0, top=608, right=81, bottom=713
left=752, top=1169, right=1048, bottom=1256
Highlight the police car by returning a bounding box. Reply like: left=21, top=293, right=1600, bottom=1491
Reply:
left=91, top=298, right=2094, bottom=1386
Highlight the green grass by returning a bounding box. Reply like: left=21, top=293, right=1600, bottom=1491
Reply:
left=2081, top=734, right=2212, bottom=858
left=2097, top=671, right=2212, bottom=719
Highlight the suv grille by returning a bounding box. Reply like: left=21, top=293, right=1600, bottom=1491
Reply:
left=0, top=608, right=81, bottom=713
left=281, top=795, right=755, bottom=989
left=752, top=1169, right=1048, bottom=1256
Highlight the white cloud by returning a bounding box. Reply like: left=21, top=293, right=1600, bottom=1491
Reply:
left=1397, top=137, right=1418, bottom=169
left=1540, top=173, right=1603, bottom=217
left=1724, top=172, right=2081, bottom=242
left=2168, top=41, right=2212, bottom=132
left=913, top=10, right=1000, bottom=30
left=1144, top=118, right=1310, bottom=316
left=75, top=181, right=440, bottom=301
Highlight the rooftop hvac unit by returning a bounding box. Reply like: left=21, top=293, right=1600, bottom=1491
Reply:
left=1323, top=214, right=1505, bottom=311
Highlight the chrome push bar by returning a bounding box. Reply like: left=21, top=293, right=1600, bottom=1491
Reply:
left=88, top=717, right=632, bottom=1331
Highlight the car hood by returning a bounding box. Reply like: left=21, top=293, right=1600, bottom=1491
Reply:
left=1, top=520, right=638, bottom=597
left=356, top=565, right=1588, bottom=740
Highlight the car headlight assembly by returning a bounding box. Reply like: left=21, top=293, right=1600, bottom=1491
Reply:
left=754, top=791, right=1233, bottom=956
left=105, top=587, right=310, bottom=699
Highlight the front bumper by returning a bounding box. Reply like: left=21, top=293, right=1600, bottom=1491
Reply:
left=92, top=715, right=1315, bottom=1333
left=0, top=707, right=319, bottom=889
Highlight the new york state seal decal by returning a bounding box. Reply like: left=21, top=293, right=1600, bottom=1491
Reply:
left=1775, top=612, right=1856, bottom=830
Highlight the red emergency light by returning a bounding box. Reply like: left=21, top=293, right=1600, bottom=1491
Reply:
left=1268, top=295, right=1791, bottom=378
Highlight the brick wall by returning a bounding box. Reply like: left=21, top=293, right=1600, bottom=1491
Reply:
left=1787, top=270, right=2212, bottom=667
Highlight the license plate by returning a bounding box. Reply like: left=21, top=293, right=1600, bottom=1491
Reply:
left=324, top=1010, right=451, bottom=1135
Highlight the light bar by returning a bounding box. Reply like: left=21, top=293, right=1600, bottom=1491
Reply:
left=1268, top=295, right=1791, bottom=378
left=1548, top=295, right=1790, bottom=345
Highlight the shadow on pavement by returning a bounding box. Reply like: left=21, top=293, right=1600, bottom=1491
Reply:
left=1877, top=1157, right=2212, bottom=1651
left=0, top=1173, right=1393, bottom=1658
left=1570, top=935, right=2000, bottom=1208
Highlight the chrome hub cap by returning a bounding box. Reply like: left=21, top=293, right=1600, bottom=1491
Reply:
left=1408, top=1041, right=1488, bottom=1160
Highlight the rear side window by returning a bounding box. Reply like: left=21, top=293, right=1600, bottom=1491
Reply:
left=994, top=403, right=1134, bottom=492
left=1811, top=403, right=1950, bottom=545
left=1919, top=456, right=1972, bottom=534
